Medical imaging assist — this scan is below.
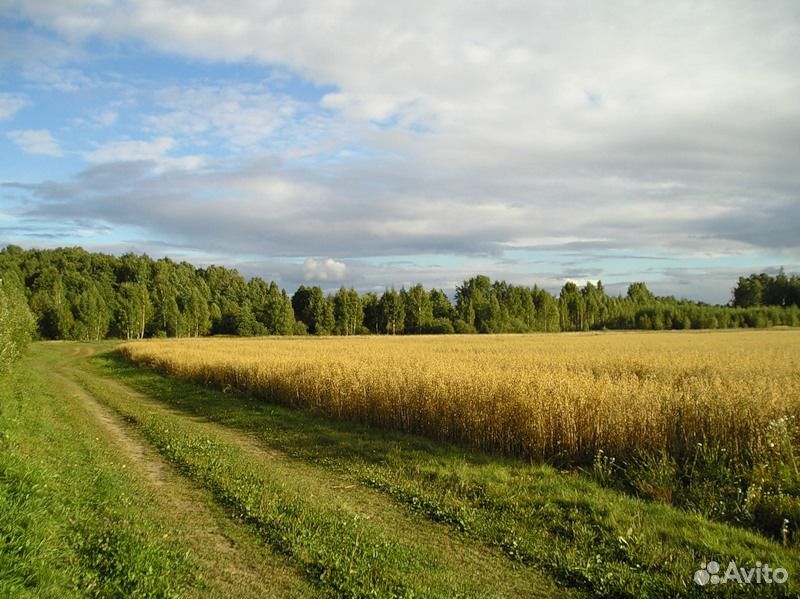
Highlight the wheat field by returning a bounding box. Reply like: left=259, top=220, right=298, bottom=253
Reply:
left=119, top=330, right=800, bottom=464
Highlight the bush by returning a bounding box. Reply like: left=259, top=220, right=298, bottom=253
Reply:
left=424, top=318, right=454, bottom=334
left=452, top=319, right=477, bottom=334
left=0, top=275, right=35, bottom=371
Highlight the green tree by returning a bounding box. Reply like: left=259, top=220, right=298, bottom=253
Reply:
left=765, top=268, right=789, bottom=307
left=186, top=284, right=211, bottom=337
left=3, top=245, right=797, bottom=339
left=627, top=282, right=655, bottom=304
left=76, top=283, right=111, bottom=340
left=117, top=282, right=151, bottom=340
left=201, top=265, right=249, bottom=334
left=333, top=287, right=363, bottom=335
left=292, top=286, right=334, bottom=335
left=259, top=283, right=294, bottom=335
left=455, top=275, right=491, bottom=330
left=484, top=293, right=508, bottom=333
left=235, top=300, right=260, bottom=336
left=151, top=258, right=178, bottom=336
left=429, top=289, right=454, bottom=321
left=581, top=281, right=607, bottom=331
left=559, top=282, right=584, bottom=331
left=502, top=285, right=535, bottom=332
left=362, top=292, right=381, bottom=334
left=531, top=286, right=559, bottom=332
left=403, top=284, right=433, bottom=333
left=379, top=288, right=404, bottom=335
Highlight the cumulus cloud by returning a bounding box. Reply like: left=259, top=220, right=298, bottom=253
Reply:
left=12, top=2, right=799, bottom=135
left=7, top=129, right=62, bottom=156
left=303, top=258, right=348, bottom=283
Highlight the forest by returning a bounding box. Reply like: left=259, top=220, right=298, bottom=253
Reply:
left=1, top=244, right=798, bottom=341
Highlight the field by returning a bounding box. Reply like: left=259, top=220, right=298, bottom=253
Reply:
left=3, top=331, right=800, bottom=598
left=120, top=330, right=800, bottom=464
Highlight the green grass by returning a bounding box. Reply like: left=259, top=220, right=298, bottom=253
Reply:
left=1, top=344, right=319, bottom=599
left=86, top=345, right=800, bottom=598
left=0, top=349, right=192, bottom=599
left=587, top=437, right=800, bottom=547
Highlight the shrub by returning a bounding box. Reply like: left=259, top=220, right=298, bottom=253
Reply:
left=0, top=274, right=35, bottom=371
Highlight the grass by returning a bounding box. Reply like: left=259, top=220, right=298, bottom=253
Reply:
left=1, top=343, right=322, bottom=599
left=0, top=348, right=192, bottom=599
left=85, top=342, right=800, bottom=598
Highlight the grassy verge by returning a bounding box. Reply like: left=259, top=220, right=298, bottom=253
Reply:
left=92, top=346, right=800, bottom=598
left=586, top=438, right=800, bottom=546
left=0, top=348, right=192, bottom=599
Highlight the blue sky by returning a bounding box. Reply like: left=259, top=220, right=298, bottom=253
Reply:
left=1, top=1, right=799, bottom=303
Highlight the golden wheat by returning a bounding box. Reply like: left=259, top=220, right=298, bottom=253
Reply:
left=119, top=330, right=800, bottom=464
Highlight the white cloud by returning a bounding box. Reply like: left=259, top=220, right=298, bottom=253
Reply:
left=22, top=63, right=91, bottom=92
left=12, top=2, right=797, bottom=184
left=19, top=2, right=798, bottom=132
left=138, top=83, right=353, bottom=160
left=79, top=136, right=209, bottom=171
left=7, top=129, right=62, bottom=156
left=146, top=86, right=299, bottom=149
left=82, top=136, right=177, bottom=163
left=303, top=258, right=348, bottom=283
left=0, top=93, right=27, bottom=120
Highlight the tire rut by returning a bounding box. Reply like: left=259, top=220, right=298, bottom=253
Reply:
left=46, top=364, right=314, bottom=599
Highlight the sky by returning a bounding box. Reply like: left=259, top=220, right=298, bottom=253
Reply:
left=1, top=1, right=798, bottom=304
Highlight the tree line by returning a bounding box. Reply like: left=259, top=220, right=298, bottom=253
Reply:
left=1, top=245, right=798, bottom=341
left=732, top=270, right=800, bottom=308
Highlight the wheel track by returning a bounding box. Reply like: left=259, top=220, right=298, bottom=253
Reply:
left=45, top=356, right=315, bottom=599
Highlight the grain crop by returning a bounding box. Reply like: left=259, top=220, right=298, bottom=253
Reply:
left=119, top=330, right=800, bottom=464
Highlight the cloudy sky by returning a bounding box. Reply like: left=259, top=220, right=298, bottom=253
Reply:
left=1, top=1, right=798, bottom=303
